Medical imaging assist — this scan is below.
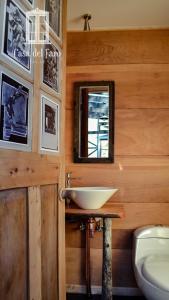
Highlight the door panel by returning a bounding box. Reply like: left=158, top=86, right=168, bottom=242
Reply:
left=0, top=188, right=28, bottom=300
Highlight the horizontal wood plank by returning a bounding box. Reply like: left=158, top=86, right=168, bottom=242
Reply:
left=66, top=204, right=124, bottom=218
left=66, top=202, right=169, bottom=229
left=67, top=30, right=169, bottom=66
left=65, top=161, right=169, bottom=203
left=66, top=65, right=169, bottom=109
left=67, top=64, right=169, bottom=74
left=66, top=226, right=133, bottom=249
left=111, top=203, right=169, bottom=229
left=66, top=108, right=169, bottom=156
left=116, top=109, right=169, bottom=155
left=0, top=151, right=60, bottom=190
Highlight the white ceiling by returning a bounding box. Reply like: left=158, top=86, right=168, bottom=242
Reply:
left=67, top=0, right=169, bottom=31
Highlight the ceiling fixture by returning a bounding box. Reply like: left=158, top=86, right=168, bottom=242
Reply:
left=83, top=14, right=92, bottom=31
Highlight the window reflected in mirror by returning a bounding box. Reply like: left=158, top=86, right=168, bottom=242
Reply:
left=80, top=87, right=109, bottom=158
left=74, top=81, right=115, bottom=163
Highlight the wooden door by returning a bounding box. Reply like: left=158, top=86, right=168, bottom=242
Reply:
left=0, top=0, right=67, bottom=298
left=0, top=184, right=66, bottom=300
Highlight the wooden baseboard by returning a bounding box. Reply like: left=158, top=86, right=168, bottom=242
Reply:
left=66, top=284, right=142, bottom=296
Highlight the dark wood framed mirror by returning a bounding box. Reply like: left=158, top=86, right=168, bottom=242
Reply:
left=74, top=81, right=115, bottom=163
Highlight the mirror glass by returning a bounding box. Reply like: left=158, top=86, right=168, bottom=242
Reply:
left=74, top=81, right=115, bottom=163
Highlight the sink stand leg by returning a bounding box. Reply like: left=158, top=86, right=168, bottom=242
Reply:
left=86, top=221, right=91, bottom=298
left=85, top=218, right=96, bottom=298
left=102, top=218, right=113, bottom=300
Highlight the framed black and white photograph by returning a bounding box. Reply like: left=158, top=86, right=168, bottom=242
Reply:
left=0, top=66, right=33, bottom=151
left=45, top=0, right=62, bottom=40
left=0, top=0, right=33, bottom=77
left=40, top=94, right=59, bottom=153
left=42, top=41, right=61, bottom=95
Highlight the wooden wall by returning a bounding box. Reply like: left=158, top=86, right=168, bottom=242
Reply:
left=65, top=30, right=169, bottom=293
left=0, top=0, right=67, bottom=299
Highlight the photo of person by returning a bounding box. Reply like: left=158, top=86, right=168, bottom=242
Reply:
left=45, top=104, right=56, bottom=135
left=45, top=0, right=61, bottom=38
left=0, top=73, right=29, bottom=146
left=3, top=0, right=31, bottom=70
left=40, top=95, right=59, bottom=152
left=43, top=43, right=60, bottom=93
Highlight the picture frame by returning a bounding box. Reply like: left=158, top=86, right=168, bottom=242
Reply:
left=45, top=0, right=62, bottom=42
left=0, top=65, right=33, bottom=152
left=27, top=0, right=34, bottom=8
left=24, top=0, right=35, bottom=9
left=0, top=0, right=33, bottom=79
left=40, top=93, right=60, bottom=154
left=42, top=40, right=61, bottom=96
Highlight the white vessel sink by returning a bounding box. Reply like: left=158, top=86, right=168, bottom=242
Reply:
left=62, top=187, right=118, bottom=209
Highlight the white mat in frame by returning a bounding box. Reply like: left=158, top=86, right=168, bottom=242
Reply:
left=40, top=93, right=60, bottom=154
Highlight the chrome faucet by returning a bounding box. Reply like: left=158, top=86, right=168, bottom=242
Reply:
left=65, top=172, right=73, bottom=208
left=65, top=172, right=72, bottom=188
left=65, top=172, right=81, bottom=207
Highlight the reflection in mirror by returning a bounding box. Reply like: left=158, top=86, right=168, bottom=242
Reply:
left=74, top=81, right=115, bottom=163
left=81, top=87, right=109, bottom=158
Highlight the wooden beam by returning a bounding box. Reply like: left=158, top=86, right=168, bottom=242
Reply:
left=67, top=30, right=169, bottom=66
left=0, top=152, right=60, bottom=190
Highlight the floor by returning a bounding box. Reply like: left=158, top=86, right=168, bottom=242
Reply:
left=67, top=294, right=146, bottom=300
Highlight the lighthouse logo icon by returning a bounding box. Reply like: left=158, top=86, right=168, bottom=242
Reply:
left=26, top=8, right=50, bottom=45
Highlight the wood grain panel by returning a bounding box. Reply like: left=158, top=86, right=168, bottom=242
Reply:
left=66, top=248, right=136, bottom=287
left=66, top=225, right=133, bottom=249
left=41, top=184, right=58, bottom=300
left=65, top=161, right=169, bottom=203
left=0, top=188, right=28, bottom=300
left=66, top=107, right=169, bottom=156
left=67, top=30, right=169, bottom=66
left=67, top=64, right=169, bottom=74
left=65, top=202, right=169, bottom=245
left=0, top=151, right=60, bottom=190
left=66, top=65, right=169, bottom=109
left=111, top=203, right=169, bottom=229
left=116, top=109, right=169, bottom=155
left=65, top=203, right=169, bottom=229
left=66, top=28, right=169, bottom=291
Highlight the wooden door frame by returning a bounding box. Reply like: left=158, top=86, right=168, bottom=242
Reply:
left=57, top=0, right=67, bottom=299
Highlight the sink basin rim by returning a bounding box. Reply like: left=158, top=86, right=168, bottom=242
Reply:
left=64, top=187, right=118, bottom=192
